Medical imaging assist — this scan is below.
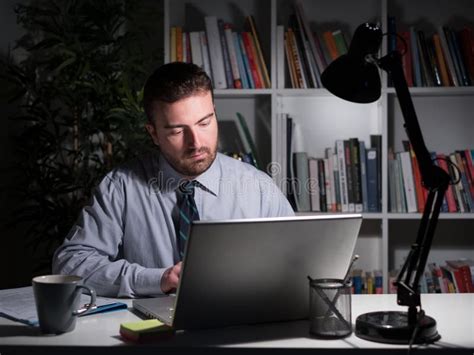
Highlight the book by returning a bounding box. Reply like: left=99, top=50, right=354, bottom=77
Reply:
left=432, top=33, right=451, bottom=86
left=233, top=32, right=249, bottom=89
left=238, top=32, right=255, bottom=88
left=285, top=30, right=298, bottom=88
left=449, top=153, right=468, bottom=212
left=336, top=140, right=349, bottom=212
left=189, top=31, right=203, bottom=68
left=294, top=1, right=326, bottom=81
left=399, top=151, right=418, bottom=213
left=370, top=135, right=382, bottom=211
left=438, top=26, right=459, bottom=86
left=204, top=16, right=227, bottom=89
left=426, top=35, right=443, bottom=86
left=176, top=26, right=183, bottom=62
left=332, top=29, right=348, bottom=56
left=444, top=27, right=464, bottom=86
left=170, top=27, right=177, bottom=62
left=403, top=141, right=425, bottom=212
left=344, top=140, right=355, bottom=212
left=245, top=15, right=271, bottom=88
left=455, top=151, right=473, bottom=211
left=0, top=286, right=127, bottom=326
left=325, top=148, right=337, bottom=212
left=437, top=154, right=457, bottom=212
left=242, top=31, right=264, bottom=89
left=459, top=27, right=474, bottom=83
left=318, top=158, right=327, bottom=212
left=449, top=259, right=474, bottom=290
left=276, top=25, right=285, bottom=89
left=287, top=27, right=307, bottom=88
left=218, top=19, right=234, bottom=89
left=308, top=157, right=320, bottom=212
left=293, top=151, right=311, bottom=212
left=200, top=31, right=212, bottom=80
left=183, top=31, right=191, bottom=63
left=290, top=12, right=318, bottom=88
left=446, top=260, right=474, bottom=293
left=417, top=30, right=434, bottom=86
left=223, top=24, right=242, bottom=89
left=366, top=148, right=379, bottom=212
left=350, top=138, right=363, bottom=213
left=322, top=30, right=339, bottom=61
left=410, top=26, right=423, bottom=87
left=449, top=27, right=471, bottom=86
left=388, top=150, right=398, bottom=212
left=398, top=31, right=413, bottom=87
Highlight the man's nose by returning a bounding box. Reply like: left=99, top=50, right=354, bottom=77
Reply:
left=185, top=127, right=201, bottom=147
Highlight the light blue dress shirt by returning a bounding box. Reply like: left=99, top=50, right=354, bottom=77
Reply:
left=52, top=152, right=294, bottom=297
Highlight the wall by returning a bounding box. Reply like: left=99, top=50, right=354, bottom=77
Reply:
left=0, top=0, right=32, bottom=289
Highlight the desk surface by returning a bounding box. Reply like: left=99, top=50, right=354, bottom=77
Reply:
left=0, top=293, right=473, bottom=353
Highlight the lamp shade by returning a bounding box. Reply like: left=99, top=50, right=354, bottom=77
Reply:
left=321, top=23, right=383, bottom=104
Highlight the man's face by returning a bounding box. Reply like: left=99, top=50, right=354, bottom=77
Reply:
left=145, top=91, right=218, bottom=178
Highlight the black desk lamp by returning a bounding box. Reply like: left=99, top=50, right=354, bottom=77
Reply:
left=321, top=23, right=451, bottom=344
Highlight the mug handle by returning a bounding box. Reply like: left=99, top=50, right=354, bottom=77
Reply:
left=72, top=285, right=97, bottom=316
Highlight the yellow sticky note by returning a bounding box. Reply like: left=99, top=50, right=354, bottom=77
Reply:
left=119, top=319, right=174, bottom=342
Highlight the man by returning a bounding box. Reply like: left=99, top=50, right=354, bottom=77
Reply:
left=53, top=62, right=294, bottom=297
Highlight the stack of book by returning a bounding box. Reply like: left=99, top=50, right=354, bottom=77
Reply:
left=388, top=142, right=474, bottom=213
left=276, top=2, right=350, bottom=89
left=350, top=269, right=384, bottom=294
left=170, top=16, right=270, bottom=89
left=276, top=114, right=382, bottom=213
left=389, top=259, right=474, bottom=294
left=387, top=16, right=474, bottom=87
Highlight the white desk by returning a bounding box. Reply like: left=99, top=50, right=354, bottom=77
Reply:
left=0, top=294, right=473, bottom=354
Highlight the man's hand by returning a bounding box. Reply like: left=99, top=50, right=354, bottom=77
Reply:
left=161, top=262, right=182, bottom=293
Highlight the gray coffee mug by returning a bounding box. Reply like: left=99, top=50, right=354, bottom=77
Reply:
left=32, top=275, right=96, bottom=334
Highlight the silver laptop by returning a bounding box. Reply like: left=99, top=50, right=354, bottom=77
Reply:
left=133, top=214, right=362, bottom=330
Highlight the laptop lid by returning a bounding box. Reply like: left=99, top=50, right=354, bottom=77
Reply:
left=133, top=214, right=361, bottom=329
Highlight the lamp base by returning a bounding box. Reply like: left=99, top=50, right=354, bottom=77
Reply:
left=355, top=311, right=440, bottom=344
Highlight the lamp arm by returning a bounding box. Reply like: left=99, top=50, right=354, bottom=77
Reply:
left=377, top=51, right=450, bottom=325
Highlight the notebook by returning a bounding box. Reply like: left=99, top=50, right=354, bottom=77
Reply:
left=133, top=214, right=362, bottom=330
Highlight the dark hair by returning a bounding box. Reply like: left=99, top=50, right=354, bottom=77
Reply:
left=143, top=62, right=213, bottom=122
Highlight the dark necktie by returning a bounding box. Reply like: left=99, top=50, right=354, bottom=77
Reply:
left=176, top=180, right=200, bottom=260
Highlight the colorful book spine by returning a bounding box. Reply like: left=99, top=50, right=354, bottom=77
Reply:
left=223, top=24, right=242, bottom=89
left=238, top=33, right=255, bottom=89
left=232, top=32, right=248, bottom=89
left=242, top=31, right=264, bottom=89
left=245, top=15, right=271, bottom=88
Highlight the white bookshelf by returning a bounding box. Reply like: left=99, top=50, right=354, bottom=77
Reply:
left=164, top=0, right=474, bottom=292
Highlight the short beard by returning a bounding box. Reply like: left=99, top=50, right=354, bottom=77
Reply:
left=163, top=145, right=217, bottom=178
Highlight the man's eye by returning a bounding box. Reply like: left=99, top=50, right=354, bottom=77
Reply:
left=170, top=129, right=183, bottom=136
left=199, top=119, right=210, bottom=127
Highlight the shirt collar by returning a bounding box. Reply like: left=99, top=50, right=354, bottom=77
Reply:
left=157, top=151, right=221, bottom=196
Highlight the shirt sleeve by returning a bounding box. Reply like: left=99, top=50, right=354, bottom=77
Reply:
left=257, top=171, right=295, bottom=217
left=52, top=175, right=166, bottom=298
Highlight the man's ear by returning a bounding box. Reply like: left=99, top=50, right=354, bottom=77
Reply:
left=145, top=122, right=160, bottom=146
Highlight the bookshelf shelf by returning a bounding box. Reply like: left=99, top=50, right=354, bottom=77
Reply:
left=384, top=87, right=474, bottom=96
left=164, top=0, right=474, bottom=294
left=275, top=89, right=333, bottom=97
left=214, top=89, right=273, bottom=98
left=388, top=213, right=474, bottom=220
